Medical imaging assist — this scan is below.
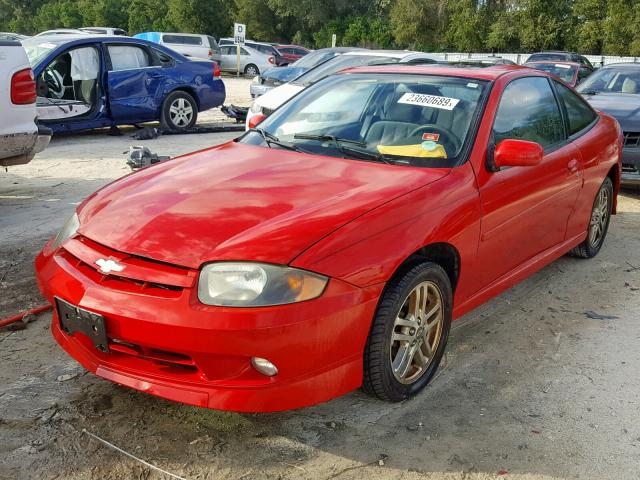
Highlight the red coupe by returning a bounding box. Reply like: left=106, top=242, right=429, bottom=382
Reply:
left=36, top=65, right=622, bottom=412
left=275, top=44, right=310, bottom=65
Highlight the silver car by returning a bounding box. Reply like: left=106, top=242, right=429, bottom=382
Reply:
left=218, top=44, right=275, bottom=76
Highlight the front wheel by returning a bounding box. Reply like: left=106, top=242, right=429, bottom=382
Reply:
left=160, top=91, right=198, bottom=132
left=570, top=176, right=613, bottom=258
left=363, top=262, right=452, bottom=402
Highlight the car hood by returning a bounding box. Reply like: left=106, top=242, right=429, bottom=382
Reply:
left=263, top=66, right=307, bottom=83
left=77, top=141, right=450, bottom=269
left=583, top=93, right=640, bottom=131
left=255, top=83, right=303, bottom=110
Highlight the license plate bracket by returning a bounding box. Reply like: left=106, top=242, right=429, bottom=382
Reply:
left=55, top=297, right=109, bottom=352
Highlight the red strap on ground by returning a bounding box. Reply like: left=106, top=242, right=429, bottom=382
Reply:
left=0, top=304, right=52, bottom=328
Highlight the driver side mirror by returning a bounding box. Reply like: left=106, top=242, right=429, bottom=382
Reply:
left=490, top=139, right=543, bottom=171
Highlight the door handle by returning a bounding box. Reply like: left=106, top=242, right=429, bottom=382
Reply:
left=567, top=159, right=579, bottom=174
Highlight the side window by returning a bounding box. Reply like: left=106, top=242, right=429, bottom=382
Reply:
left=108, top=45, right=150, bottom=71
left=554, top=81, right=598, bottom=135
left=240, top=48, right=250, bottom=56
left=493, top=77, right=565, bottom=149
left=220, top=46, right=233, bottom=55
left=162, top=35, right=202, bottom=46
left=151, top=48, right=174, bottom=67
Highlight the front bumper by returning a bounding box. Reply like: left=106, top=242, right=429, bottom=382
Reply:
left=249, top=83, right=275, bottom=98
left=621, top=147, right=640, bottom=186
left=0, top=124, right=52, bottom=167
left=35, top=236, right=382, bottom=412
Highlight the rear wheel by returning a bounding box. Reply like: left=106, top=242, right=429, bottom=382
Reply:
left=244, top=64, right=259, bottom=76
left=160, top=91, right=198, bottom=132
left=570, top=177, right=613, bottom=258
left=363, top=262, right=452, bottom=402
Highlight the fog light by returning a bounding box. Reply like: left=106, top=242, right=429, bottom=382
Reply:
left=251, top=357, right=278, bottom=376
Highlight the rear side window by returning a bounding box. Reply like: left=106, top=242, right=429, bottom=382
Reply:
left=162, top=34, right=202, bottom=46
left=554, top=81, right=597, bottom=135
left=108, top=45, right=150, bottom=71
left=493, top=77, right=565, bottom=149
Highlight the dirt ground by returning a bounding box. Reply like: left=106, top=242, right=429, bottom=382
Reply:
left=1, top=76, right=640, bottom=480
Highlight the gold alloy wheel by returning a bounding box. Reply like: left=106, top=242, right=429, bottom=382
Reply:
left=589, top=186, right=610, bottom=248
left=389, top=281, right=444, bottom=385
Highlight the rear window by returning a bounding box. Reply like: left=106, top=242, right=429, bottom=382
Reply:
left=528, top=53, right=569, bottom=62
left=206, top=36, right=219, bottom=49
left=162, top=34, right=202, bottom=46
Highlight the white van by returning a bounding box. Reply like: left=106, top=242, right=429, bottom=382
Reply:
left=134, top=32, right=221, bottom=63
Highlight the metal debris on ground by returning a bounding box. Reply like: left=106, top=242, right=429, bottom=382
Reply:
left=125, top=146, right=170, bottom=171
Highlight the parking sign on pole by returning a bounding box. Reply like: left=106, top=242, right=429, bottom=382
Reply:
left=234, top=23, right=246, bottom=78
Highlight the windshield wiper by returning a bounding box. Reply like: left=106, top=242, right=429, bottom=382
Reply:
left=250, top=128, right=307, bottom=153
left=293, top=133, right=368, bottom=147
left=293, top=133, right=393, bottom=164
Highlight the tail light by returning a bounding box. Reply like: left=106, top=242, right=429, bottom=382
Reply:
left=248, top=113, right=266, bottom=130
left=213, top=61, right=221, bottom=78
left=208, top=49, right=213, bottom=58
left=268, top=56, right=275, bottom=65
left=11, top=68, right=37, bottom=105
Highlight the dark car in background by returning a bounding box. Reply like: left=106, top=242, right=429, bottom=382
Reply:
left=250, top=47, right=363, bottom=97
left=578, top=63, right=640, bottom=185
left=23, top=35, right=225, bottom=133
left=524, top=61, right=584, bottom=87
left=527, top=51, right=595, bottom=74
left=275, top=44, right=310, bottom=64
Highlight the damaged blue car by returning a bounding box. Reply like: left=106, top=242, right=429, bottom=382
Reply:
left=22, top=35, right=225, bottom=133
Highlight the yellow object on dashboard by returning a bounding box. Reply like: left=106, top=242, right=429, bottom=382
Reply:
left=377, top=142, right=447, bottom=159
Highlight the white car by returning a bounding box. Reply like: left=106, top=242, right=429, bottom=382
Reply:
left=218, top=44, right=275, bottom=76
left=80, top=27, right=127, bottom=36
left=133, top=32, right=221, bottom=63
left=246, top=50, right=445, bottom=129
left=35, top=29, right=90, bottom=36
left=0, top=40, right=51, bottom=167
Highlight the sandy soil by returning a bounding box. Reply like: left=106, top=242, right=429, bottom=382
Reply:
left=1, top=76, right=640, bottom=480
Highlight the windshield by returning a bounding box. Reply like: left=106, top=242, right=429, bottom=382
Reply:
left=577, top=66, right=640, bottom=94
left=292, top=54, right=401, bottom=86
left=241, top=73, right=487, bottom=166
left=527, top=63, right=577, bottom=84
left=528, top=53, right=569, bottom=62
left=22, top=38, right=66, bottom=67
left=292, top=50, right=339, bottom=69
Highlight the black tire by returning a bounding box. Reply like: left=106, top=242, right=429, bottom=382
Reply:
left=244, top=64, right=259, bottom=76
left=160, top=91, right=198, bottom=132
left=570, top=176, right=613, bottom=258
left=363, top=262, right=452, bottom=402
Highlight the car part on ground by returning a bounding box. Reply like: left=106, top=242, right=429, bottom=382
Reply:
left=578, top=63, right=640, bottom=185
left=125, top=146, right=170, bottom=171
left=0, top=304, right=51, bottom=329
left=0, top=40, right=51, bottom=168
left=36, top=64, right=621, bottom=412
left=21, top=35, right=225, bottom=135
left=221, top=104, right=248, bottom=123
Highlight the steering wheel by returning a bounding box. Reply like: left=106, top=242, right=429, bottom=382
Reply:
left=408, top=124, right=461, bottom=157
left=43, top=68, right=65, bottom=99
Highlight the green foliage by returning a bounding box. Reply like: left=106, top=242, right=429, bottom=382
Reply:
left=1, top=0, right=640, bottom=55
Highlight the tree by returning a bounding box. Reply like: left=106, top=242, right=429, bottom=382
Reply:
left=389, top=0, right=448, bottom=50
left=445, top=0, right=490, bottom=51
left=572, top=0, right=606, bottom=53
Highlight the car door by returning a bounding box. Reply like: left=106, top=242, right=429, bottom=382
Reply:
left=473, top=76, right=583, bottom=288
left=219, top=45, right=236, bottom=71
left=105, top=43, right=160, bottom=122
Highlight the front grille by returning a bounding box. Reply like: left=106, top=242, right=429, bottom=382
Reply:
left=109, top=338, right=198, bottom=372
left=59, top=235, right=196, bottom=296
left=623, top=131, right=640, bottom=148
left=622, top=163, right=638, bottom=174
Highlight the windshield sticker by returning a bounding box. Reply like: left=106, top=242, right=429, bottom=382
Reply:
left=422, top=132, right=440, bottom=142
left=555, top=64, right=571, bottom=69
left=467, top=82, right=479, bottom=89
left=398, top=93, right=460, bottom=110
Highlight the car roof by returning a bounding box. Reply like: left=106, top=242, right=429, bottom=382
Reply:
left=600, top=62, right=640, bottom=68
left=342, top=50, right=418, bottom=59
left=524, top=60, right=580, bottom=67
left=342, top=64, right=525, bottom=81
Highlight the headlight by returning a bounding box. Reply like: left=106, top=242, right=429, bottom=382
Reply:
left=51, top=212, right=79, bottom=249
left=249, top=101, right=262, bottom=114
left=198, top=262, right=328, bottom=307
left=252, top=75, right=260, bottom=84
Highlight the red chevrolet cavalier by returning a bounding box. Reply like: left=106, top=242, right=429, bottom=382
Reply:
left=36, top=65, right=621, bottom=412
